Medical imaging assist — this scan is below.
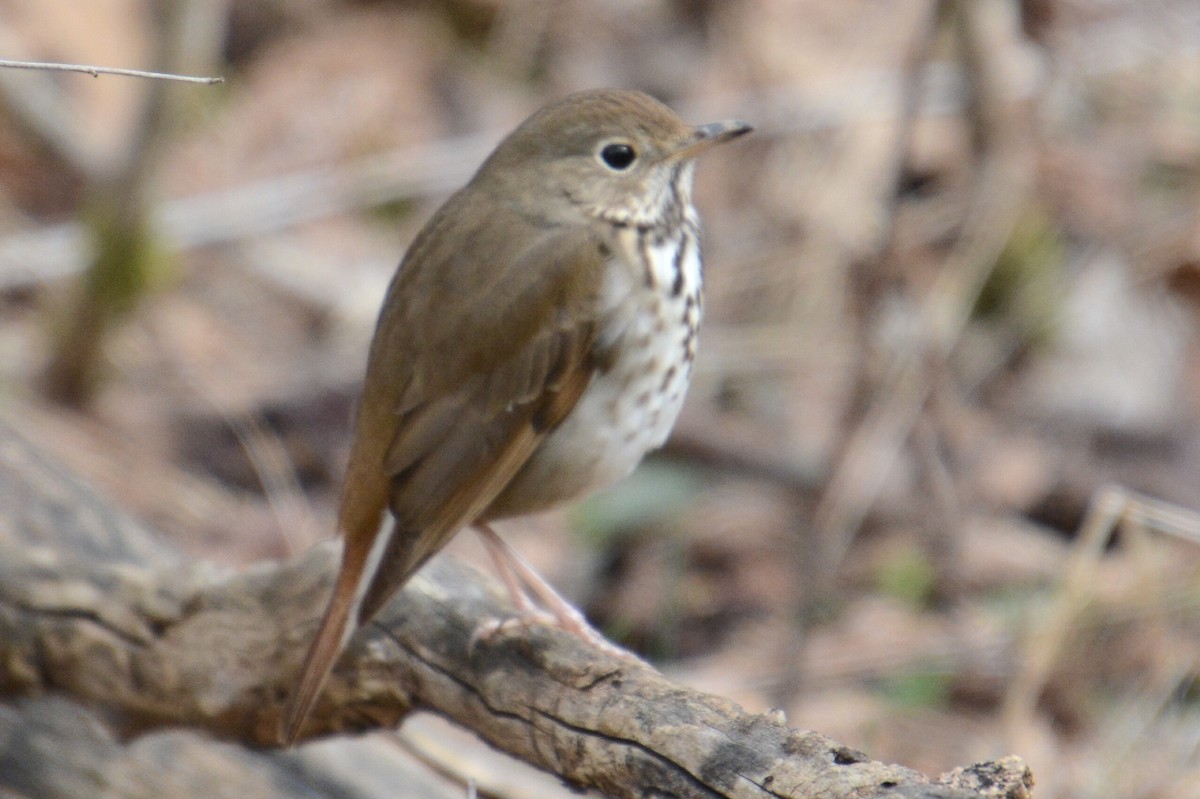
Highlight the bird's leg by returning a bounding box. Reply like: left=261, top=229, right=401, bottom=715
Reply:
left=478, top=524, right=542, bottom=616
left=475, top=523, right=631, bottom=658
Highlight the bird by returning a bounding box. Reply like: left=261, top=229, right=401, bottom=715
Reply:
left=280, top=88, right=751, bottom=744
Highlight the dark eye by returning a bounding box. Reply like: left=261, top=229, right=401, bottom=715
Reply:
left=600, top=143, right=637, bottom=170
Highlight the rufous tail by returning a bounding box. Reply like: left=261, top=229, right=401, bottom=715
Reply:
left=279, top=527, right=387, bottom=746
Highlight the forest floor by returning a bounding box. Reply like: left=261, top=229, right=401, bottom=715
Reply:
left=1, top=1, right=1199, bottom=797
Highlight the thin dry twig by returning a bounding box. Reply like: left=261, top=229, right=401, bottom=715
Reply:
left=37, top=0, right=229, bottom=406
left=1002, top=484, right=1200, bottom=753
left=143, top=315, right=324, bottom=556
left=0, top=70, right=1027, bottom=296
left=0, top=57, right=223, bottom=84
left=812, top=0, right=1037, bottom=572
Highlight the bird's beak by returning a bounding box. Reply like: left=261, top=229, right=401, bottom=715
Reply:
left=668, top=119, right=754, bottom=162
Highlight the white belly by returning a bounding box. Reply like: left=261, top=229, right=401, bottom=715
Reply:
left=495, top=223, right=702, bottom=515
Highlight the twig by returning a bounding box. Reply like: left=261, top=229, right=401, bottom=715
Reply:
left=0, top=132, right=498, bottom=293
left=40, top=0, right=226, bottom=405
left=0, top=68, right=1029, bottom=297
left=0, top=58, right=223, bottom=84
left=811, top=0, right=1036, bottom=573
left=142, top=314, right=325, bottom=556
left=1002, top=484, right=1200, bottom=753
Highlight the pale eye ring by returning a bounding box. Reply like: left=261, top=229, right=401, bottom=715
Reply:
left=598, top=142, right=637, bottom=171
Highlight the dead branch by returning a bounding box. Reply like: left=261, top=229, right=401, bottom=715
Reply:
left=0, top=420, right=1031, bottom=798
left=812, top=0, right=1038, bottom=573
left=0, top=58, right=223, bottom=84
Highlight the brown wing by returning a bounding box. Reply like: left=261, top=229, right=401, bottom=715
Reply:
left=358, top=305, right=596, bottom=622
left=352, top=190, right=607, bottom=620
left=280, top=191, right=606, bottom=744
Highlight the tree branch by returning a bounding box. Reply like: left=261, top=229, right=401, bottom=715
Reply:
left=0, top=419, right=1032, bottom=798
left=0, top=58, right=223, bottom=84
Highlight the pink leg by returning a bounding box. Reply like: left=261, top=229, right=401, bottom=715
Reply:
left=478, top=525, right=541, bottom=616
left=475, top=524, right=634, bottom=659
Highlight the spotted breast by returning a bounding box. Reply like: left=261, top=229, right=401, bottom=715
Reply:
left=485, top=193, right=703, bottom=518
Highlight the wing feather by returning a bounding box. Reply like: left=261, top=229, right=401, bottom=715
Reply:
left=281, top=186, right=606, bottom=744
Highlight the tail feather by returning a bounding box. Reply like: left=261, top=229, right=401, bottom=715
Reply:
left=279, top=522, right=393, bottom=746
left=279, top=583, right=356, bottom=745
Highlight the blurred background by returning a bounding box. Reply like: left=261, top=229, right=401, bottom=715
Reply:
left=1, top=0, right=1199, bottom=797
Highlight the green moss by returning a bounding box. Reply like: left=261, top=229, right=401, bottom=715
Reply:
left=42, top=201, right=174, bottom=404
left=972, top=204, right=1067, bottom=349
left=81, top=204, right=173, bottom=317
left=881, top=669, right=951, bottom=709
left=569, top=460, right=706, bottom=549
left=367, top=197, right=419, bottom=226
left=874, top=545, right=939, bottom=609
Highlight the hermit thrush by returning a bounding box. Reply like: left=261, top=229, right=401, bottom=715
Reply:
left=281, top=89, right=751, bottom=744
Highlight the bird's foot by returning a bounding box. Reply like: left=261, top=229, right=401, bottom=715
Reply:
left=469, top=607, right=639, bottom=663
left=473, top=524, right=642, bottom=663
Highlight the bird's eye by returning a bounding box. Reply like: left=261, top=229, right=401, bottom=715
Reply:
left=599, top=143, right=637, bottom=171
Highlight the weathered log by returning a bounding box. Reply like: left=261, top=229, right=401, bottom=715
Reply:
left=0, top=419, right=1032, bottom=798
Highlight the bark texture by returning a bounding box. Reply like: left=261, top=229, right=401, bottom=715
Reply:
left=0, top=420, right=1033, bottom=799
